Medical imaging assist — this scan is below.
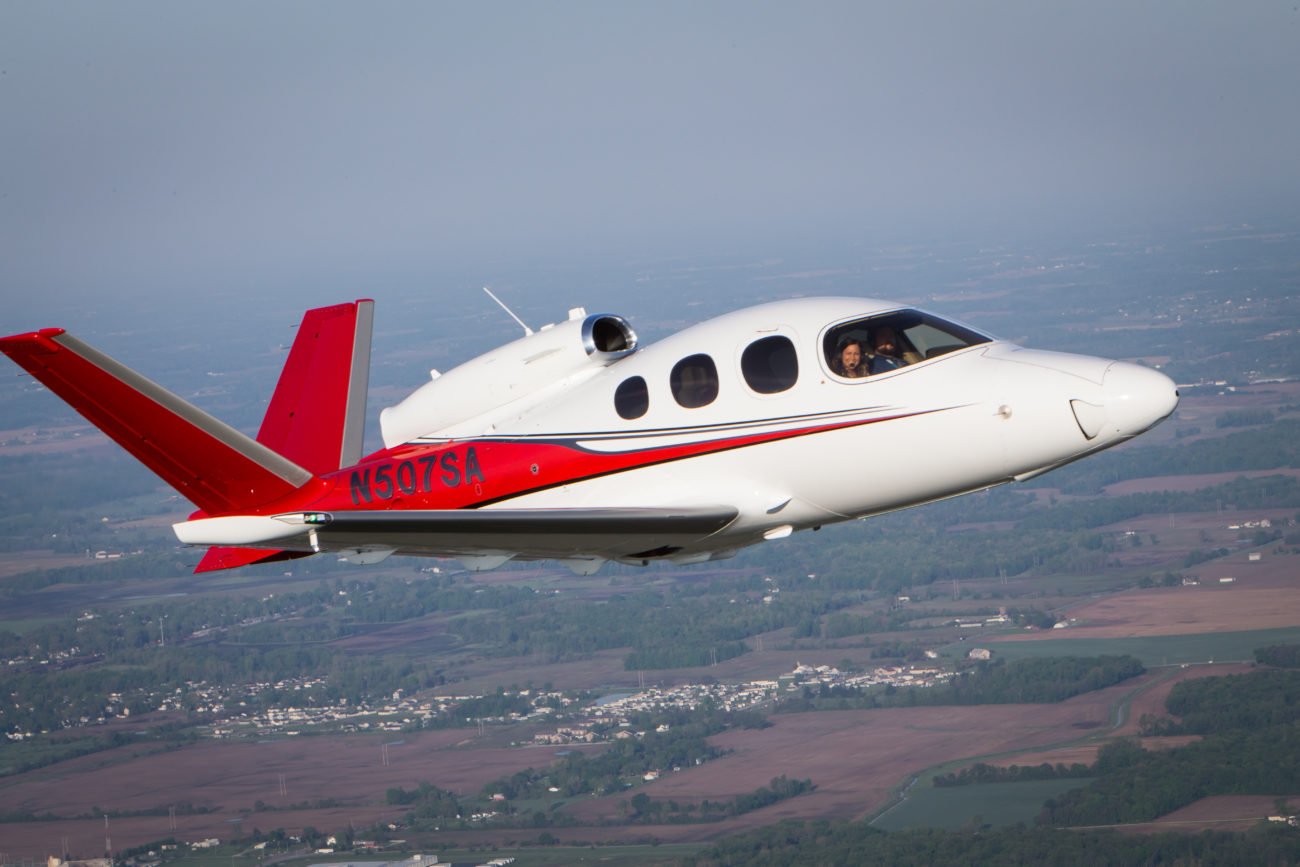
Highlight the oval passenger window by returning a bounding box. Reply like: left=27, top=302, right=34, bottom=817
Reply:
left=741, top=335, right=798, bottom=394
left=670, top=354, right=719, bottom=408
left=614, top=376, right=649, bottom=420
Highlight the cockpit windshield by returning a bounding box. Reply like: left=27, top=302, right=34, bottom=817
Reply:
left=824, top=309, right=991, bottom=379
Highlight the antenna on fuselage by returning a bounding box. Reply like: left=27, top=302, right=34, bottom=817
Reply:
left=483, top=286, right=533, bottom=336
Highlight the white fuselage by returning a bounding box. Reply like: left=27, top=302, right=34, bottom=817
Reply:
left=377, top=297, right=1178, bottom=564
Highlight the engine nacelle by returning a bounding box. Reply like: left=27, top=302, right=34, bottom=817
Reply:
left=379, top=309, right=637, bottom=447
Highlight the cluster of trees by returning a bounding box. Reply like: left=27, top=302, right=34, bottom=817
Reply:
left=687, top=822, right=1300, bottom=866
left=625, top=775, right=814, bottom=824
left=383, top=709, right=782, bottom=831
left=1039, top=728, right=1300, bottom=826
left=777, top=655, right=1145, bottom=713
left=84, top=801, right=216, bottom=819
left=233, top=571, right=855, bottom=670
left=481, top=707, right=758, bottom=803
left=385, top=782, right=464, bottom=819
left=1043, top=668, right=1300, bottom=826
left=0, top=726, right=195, bottom=778
left=932, top=761, right=1092, bottom=787
left=251, top=797, right=343, bottom=812
left=1217, top=408, right=1277, bottom=428
left=624, top=639, right=748, bottom=670
left=1256, top=643, right=1300, bottom=668
left=1184, top=546, right=1232, bottom=567
left=761, top=522, right=1122, bottom=594
left=492, top=727, right=722, bottom=802
left=1142, top=669, right=1300, bottom=736
left=405, top=688, right=552, bottom=731
left=0, top=451, right=163, bottom=551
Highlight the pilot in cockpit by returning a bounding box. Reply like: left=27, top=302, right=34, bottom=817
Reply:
left=827, top=310, right=990, bottom=380
left=868, top=325, right=920, bottom=374
left=832, top=336, right=869, bottom=378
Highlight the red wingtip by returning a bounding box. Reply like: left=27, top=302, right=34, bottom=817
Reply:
left=195, top=546, right=311, bottom=573
left=0, top=328, right=67, bottom=354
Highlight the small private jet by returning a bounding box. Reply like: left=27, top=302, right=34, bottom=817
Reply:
left=1, top=296, right=1177, bottom=574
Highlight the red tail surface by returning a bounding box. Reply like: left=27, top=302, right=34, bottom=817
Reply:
left=200, top=299, right=374, bottom=572
left=0, top=329, right=313, bottom=515
left=257, top=300, right=373, bottom=474
left=2, top=300, right=375, bottom=574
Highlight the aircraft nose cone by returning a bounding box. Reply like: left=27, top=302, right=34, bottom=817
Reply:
left=1102, top=361, right=1179, bottom=438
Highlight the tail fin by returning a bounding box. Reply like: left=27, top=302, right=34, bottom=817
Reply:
left=3, top=300, right=375, bottom=571
left=198, top=299, right=374, bottom=572
left=0, top=328, right=314, bottom=515
left=257, top=299, right=374, bottom=473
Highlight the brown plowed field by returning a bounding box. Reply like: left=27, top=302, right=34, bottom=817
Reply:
left=558, top=676, right=1140, bottom=839
left=991, top=554, right=1300, bottom=639
left=1103, top=468, right=1300, bottom=495
left=0, top=732, right=603, bottom=859
left=0, top=675, right=1139, bottom=856
left=950, top=662, right=1250, bottom=772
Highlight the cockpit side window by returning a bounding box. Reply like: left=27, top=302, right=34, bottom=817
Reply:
left=670, top=353, right=720, bottom=408
left=823, top=310, right=990, bottom=378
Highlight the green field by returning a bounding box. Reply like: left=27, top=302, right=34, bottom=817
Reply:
left=872, top=778, right=1094, bottom=831
left=0, top=731, right=139, bottom=778
left=0, top=616, right=62, bottom=635
left=961, top=626, right=1300, bottom=666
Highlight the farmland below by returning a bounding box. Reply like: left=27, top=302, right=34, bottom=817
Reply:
left=3, top=225, right=1300, bottom=864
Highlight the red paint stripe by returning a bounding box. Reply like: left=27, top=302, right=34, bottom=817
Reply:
left=305, top=410, right=933, bottom=513
left=474, top=412, right=921, bottom=505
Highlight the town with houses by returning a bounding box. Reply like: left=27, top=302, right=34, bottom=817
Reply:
left=220, top=659, right=957, bottom=744
left=3, top=658, right=958, bottom=746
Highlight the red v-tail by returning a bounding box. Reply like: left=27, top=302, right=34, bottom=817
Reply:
left=0, top=329, right=314, bottom=515
left=1, top=300, right=374, bottom=574
left=256, top=299, right=373, bottom=473
left=198, top=299, right=374, bottom=572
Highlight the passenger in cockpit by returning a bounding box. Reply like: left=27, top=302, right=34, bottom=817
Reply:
left=832, top=337, right=869, bottom=378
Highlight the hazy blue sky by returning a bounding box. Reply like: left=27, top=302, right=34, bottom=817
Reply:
left=2, top=1, right=1298, bottom=308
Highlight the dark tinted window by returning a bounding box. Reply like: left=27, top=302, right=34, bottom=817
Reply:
left=614, top=376, right=649, bottom=419
left=670, top=354, right=719, bottom=408
left=741, top=335, right=798, bottom=394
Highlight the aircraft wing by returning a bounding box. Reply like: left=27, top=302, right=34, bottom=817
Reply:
left=175, top=506, right=740, bottom=566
